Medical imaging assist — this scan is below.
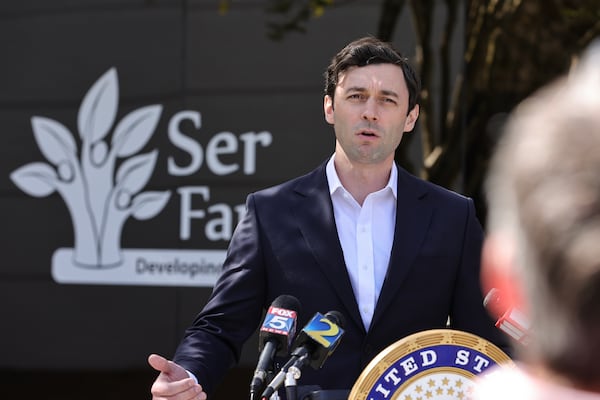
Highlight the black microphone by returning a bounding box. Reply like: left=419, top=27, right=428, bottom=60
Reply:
left=260, top=310, right=345, bottom=400
left=249, top=295, right=301, bottom=400
left=483, top=288, right=531, bottom=345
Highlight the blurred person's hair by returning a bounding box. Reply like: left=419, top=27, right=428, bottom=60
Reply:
left=485, top=40, right=600, bottom=388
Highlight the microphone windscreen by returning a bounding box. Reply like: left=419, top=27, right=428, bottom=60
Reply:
left=259, top=295, right=301, bottom=355
left=272, top=294, right=301, bottom=314
left=483, top=288, right=507, bottom=317
left=324, top=310, right=345, bottom=328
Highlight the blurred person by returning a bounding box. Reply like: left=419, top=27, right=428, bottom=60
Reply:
left=475, top=40, right=600, bottom=399
left=149, top=36, right=507, bottom=400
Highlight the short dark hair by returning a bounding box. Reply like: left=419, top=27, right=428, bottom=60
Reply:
left=324, top=36, right=421, bottom=113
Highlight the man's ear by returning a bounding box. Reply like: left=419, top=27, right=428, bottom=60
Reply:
left=481, top=233, right=526, bottom=318
left=324, top=95, right=334, bottom=125
left=403, top=104, right=420, bottom=132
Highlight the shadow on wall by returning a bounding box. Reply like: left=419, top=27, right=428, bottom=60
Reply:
left=3, top=366, right=253, bottom=400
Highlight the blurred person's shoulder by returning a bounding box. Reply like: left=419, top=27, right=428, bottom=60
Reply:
left=472, top=363, right=600, bottom=400
left=471, top=364, right=533, bottom=400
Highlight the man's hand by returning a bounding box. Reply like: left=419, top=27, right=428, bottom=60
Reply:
left=148, top=354, right=207, bottom=400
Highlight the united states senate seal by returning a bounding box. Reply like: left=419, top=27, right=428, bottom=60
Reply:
left=349, top=329, right=513, bottom=400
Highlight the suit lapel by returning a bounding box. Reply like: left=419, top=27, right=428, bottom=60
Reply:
left=370, top=167, right=432, bottom=330
left=292, top=163, right=364, bottom=332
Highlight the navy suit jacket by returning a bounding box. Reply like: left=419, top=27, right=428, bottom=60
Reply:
left=173, top=161, right=508, bottom=395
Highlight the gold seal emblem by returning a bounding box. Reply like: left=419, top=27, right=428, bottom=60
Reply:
left=349, top=329, right=512, bottom=400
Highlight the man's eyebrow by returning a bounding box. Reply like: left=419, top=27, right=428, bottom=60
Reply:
left=345, top=86, right=399, bottom=98
left=345, top=86, right=367, bottom=93
left=380, top=89, right=399, bottom=98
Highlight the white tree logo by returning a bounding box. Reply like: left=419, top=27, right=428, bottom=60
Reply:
left=10, top=68, right=171, bottom=268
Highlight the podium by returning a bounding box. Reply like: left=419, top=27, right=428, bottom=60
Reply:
left=348, top=329, right=513, bottom=400
left=277, top=329, right=512, bottom=399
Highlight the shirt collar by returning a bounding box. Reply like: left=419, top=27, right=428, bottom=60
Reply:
left=325, top=154, right=398, bottom=199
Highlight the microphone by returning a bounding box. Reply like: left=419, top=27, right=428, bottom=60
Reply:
left=250, top=295, right=301, bottom=400
left=483, top=288, right=531, bottom=345
left=260, top=310, right=345, bottom=400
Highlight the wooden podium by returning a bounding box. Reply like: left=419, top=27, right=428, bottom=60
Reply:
left=348, top=329, right=513, bottom=400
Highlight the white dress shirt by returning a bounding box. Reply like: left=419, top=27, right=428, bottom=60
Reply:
left=326, top=155, right=397, bottom=331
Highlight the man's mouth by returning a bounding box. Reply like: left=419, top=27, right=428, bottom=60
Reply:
left=358, top=130, right=378, bottom=137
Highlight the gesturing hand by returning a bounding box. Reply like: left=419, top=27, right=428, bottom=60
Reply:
left=148, top=354, right=207, bottom=400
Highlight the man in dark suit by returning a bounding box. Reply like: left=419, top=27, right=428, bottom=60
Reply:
left=149, top=36, right=507, bottom=400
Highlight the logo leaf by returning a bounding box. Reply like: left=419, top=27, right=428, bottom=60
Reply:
left=115, top=150, right=158, bottom=195
left=77, top=67, right=118, bottom=144
left=31, top=116, right=77, bottom=165
left=112, top=104, right=163, bottom=158
left=131, top=191, right=171, bottom=220
left=10, top=162, right=58, bottom=197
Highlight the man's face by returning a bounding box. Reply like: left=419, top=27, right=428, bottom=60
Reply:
left=324, top=63, right=419, bottom=166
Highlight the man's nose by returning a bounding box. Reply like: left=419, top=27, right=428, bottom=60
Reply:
left=361, top=99, right=378, bottom=121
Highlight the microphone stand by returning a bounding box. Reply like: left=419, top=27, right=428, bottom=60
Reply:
left=284, top=365, right=302, bottom=400
left=267, top=370, right=280, bottom=400
left=250, top=341, right=277, bottom=400
left=261, top=352, right=309, bottom=400
left=270, top=392, right=281, bottom=400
